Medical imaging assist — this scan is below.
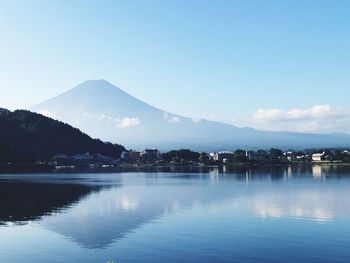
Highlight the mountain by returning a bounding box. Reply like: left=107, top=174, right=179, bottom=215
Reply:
left=0, top=108, right=125, bottom=162
left=31, top=80, right=350, bottom=151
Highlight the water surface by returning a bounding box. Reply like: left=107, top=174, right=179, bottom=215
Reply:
left=1, top=166, right=350, bottom=262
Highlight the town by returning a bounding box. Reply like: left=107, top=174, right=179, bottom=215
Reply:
left=45, top=147, right=350, bottom=170
left=3, top=146, right=350, bottom=173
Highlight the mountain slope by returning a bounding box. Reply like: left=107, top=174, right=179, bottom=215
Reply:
left=0, top=108, right=125, bottom=162
left=31, top=80, right=350, bottom=151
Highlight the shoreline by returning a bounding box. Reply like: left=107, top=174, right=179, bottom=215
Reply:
left=1, top=162, right=350, bottom=174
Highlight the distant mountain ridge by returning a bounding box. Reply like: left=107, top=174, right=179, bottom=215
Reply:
left=0, top=108, right=125, bottom=162
left=31, top=80, right=350, bottom=151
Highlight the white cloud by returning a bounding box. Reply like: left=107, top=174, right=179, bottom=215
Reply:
left=168, top=116, right=180, bottom=123
left=207, top=114, right=219, bottom=121
left=98, top=114, right=107, bottom=121
left=163, top=112, right=181, bottom=123
left=115, top=117, right=140, bottom=128
left=163, top=112, right=169, bottom=120
left=192, top=117, right=202, bottom=124
left=99, top=114, right=140, bottom=128
left=253, top=105, right=347, bottom=122
left=247, top=105, right=350, bottom=133
left=99, top=114, right=116, bottom=122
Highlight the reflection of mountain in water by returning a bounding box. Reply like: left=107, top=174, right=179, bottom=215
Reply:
left=2, top=167, right=350, bottom=249
left=0, top=181, right=100, bottom=224
left=42, top=183, right=241, bottom=249
left=41, top=167, right=350, bottom=249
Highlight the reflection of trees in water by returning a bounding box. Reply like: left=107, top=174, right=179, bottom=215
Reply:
left=0, top=182, right=101, bottom=224
left=208, top=165, right=350, bottom=180
left=98, top=165, right=350, bottom=180
left=322, top=165, right=350, bottom=177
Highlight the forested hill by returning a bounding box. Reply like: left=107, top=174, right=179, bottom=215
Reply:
left=0, top=108, right=125, bottom=162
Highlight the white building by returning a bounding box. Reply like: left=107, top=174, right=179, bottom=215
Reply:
left=212, top=151, right=234, bottom=162
left=312, top=152, right=325, bottom=162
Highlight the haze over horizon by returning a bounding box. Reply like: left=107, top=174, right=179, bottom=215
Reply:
left=1, top=1, right=350, bottom=133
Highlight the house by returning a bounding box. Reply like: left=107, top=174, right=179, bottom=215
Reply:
left=141, top=148, right=160, bottom=161
left=213, top=151, right=234, bottom=162
left=246, top=150, right=269, bottom=161
left=52, top=154, right=68, bottom=160
left=72, top=153, right=94, bottom=161
left=312, top=152, right=325, bottom=162
left=284, top=151, right=294, bottom=162
left=128, top=151, right=142, bottom=161
left=120, top=151, right=129, bottom=160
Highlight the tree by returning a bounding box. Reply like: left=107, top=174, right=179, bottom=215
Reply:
left=333, top=150, right=344, bottom=161
left=269, top=148, right=284, bottom=161
left=162, top=149, right=200, bottom=162
left=233, top=149, right=247, bottom=162
left=198, top=152, right=209, bottom=164
left=0, top=109, right=126, bottom=162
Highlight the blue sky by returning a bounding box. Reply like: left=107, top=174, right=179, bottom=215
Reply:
left=1, top=0, right=350, bottom=133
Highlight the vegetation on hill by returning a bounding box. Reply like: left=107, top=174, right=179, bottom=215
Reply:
left=0, top=108, right=125, bottom=162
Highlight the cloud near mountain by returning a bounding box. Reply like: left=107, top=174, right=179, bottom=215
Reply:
left=247, top=105, right=350, bottom=133
left=87, top=113, right=141, bottom=128
left=115, top=117, right=140, bottom=128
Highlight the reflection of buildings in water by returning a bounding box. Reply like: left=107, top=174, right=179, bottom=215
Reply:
left=209, top=167, right=219, bottom=176
left=245, top=169, right=251, bottom=184
left=223, top=165, right=228, bottom=174
left=312, top=165, right=323, bottom=177
left=287, top=166, right=292, bottom=179
left=119, top=196, right=139, bottom=211
left=312, top=165, right=332, bottom=178
left=282, top=166, right=292, bottom=180
left=209, top=172, right=220, bottom=182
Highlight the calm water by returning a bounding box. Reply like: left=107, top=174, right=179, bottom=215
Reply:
left=1, top=166, right=350, bottom=262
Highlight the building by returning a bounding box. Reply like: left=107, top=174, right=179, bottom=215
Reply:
left=52, top=154, right=69, bottom=165
left=284, top=151, right=295, bottom=162
left=70, top=153, right=114, bottom=166
left=128, top=151, right=142, bottom=161
left=71, top=153, right=94, bottom=161
left=312, top=152, right=325, bottom=162
left=246, top=150, right=269, bottom=161
left=120, top=151, right=129, bottom=160
left=213, top=151, right=234, bottom=162
left=141, top=148, right=160, bottom=161
left=52, top=154, right=68, bottom=160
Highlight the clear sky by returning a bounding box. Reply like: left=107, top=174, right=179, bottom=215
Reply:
left=1, top=0, right=350, bottom=133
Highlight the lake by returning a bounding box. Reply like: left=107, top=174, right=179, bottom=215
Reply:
left=1, top=165, right=350, bottom=262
